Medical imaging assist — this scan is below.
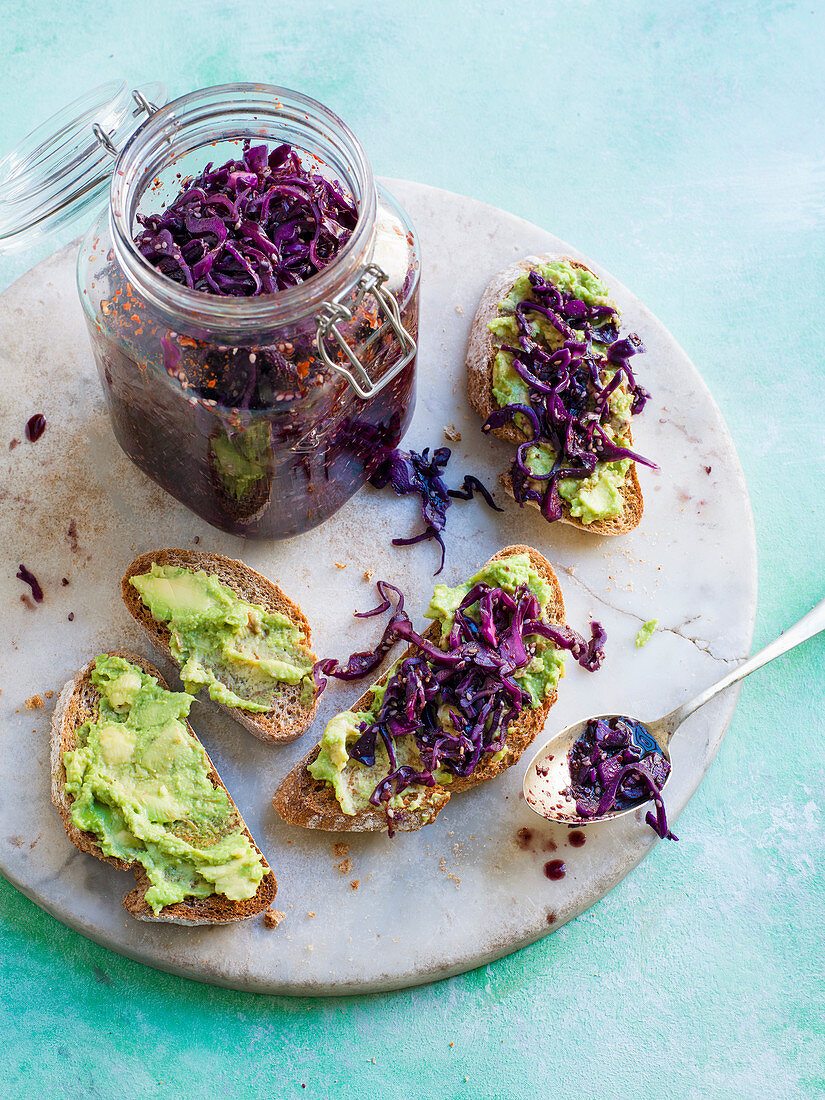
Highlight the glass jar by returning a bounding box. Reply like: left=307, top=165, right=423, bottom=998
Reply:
left=76, top=84, right=420, bottom=538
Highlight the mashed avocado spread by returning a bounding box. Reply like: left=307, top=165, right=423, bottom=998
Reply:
left=130, top=563, right=315, bottom=712
left=488, top=259, right=632, bottom=524
left=63, top=655, right=265, bottom=913
left=635, top=619, right=659, bottom=648
left=308, top=554, right=565, bottom=816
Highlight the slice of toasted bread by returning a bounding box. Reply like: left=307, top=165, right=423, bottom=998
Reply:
left=466, top=253, right=644, bottom=536
left=50, top=650, right=277, bottom=925
left=122, top=549, right=318, bottom=745
left=273, top=544, right=565, bottom=833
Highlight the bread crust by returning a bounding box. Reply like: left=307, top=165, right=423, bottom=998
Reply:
left=121, top=549, right=318, bottom=745
left=273, top=545, right=565, bottom=833
left=465, top=253, right=644, bottom=536
left=50, top=650, right=277, bottom=925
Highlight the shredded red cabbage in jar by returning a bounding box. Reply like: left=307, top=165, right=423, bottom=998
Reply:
left=369, top=445, right=502, bottom=574
left=135, top=142, right=358, bottom=296
left=567, top=716, right=677, bottom=840
left=314, top=580, right=606, bottom=826
left=483, top=269, right=657, bottom=522
left=89, top=130, right=420, bottom=541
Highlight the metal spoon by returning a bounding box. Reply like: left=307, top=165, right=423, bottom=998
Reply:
left=523, top=596, right=825, bottom=827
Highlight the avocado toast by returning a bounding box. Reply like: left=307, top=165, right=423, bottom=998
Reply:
left=122, top=549, right=318, bottom=744
left=274, top=545, right=566, bottom=833
left=466, top=254, right=650, bottom=535
left=51, top=651, right=277, bottom=924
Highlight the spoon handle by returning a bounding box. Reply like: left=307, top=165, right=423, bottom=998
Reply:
left=658, top=595, right=825, bottom=741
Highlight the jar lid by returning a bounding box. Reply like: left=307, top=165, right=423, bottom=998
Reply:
left=0, top=80, right=166, bottom=254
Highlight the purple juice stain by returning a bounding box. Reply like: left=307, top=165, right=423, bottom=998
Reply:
left=25, top=414, right=46, bottom=442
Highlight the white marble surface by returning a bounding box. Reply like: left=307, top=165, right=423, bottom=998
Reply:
left=0, top=180, right=756, bottom=994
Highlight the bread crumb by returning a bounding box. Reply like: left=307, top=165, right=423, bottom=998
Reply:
left=333, top=842, right=349, bottom=858
left=44, top=690, right=54, bottom=699
left=443, top=424, right=462, bottom=442
left=263, top=909, right=285, bottom=929
left=25, top=695, right=44, bottom=710
left=350, top=879, right=360, bottom=890
left=336, top=858, right=354, bottom=874
left=363, top=569, right=374, bottom=581
left=334, top=561, right=347, bottom=569
left=454, top=304, right=464, bottom=315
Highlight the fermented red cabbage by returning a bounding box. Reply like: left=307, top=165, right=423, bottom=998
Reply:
left=316, top=579, right=606, bottom=825
left=353, top=584, right=546, bottom=809
left=484, top=269, right=656, bottom=521
left=567, top=716, right=677, bottom=840
left=526, top=619, right=607, bottom=672
left=313, top=581, right=410, bottom=693
left=16, top=564, right=43, bottom=603
left=369, top=446, right=502, bottom=574
left=135, top=142, right=358, bottom=296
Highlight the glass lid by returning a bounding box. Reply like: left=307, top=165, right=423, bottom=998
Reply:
left=0, top=80, right=166, bottom=254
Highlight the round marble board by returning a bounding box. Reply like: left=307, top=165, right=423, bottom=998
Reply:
left=0, top=180, right=757, bottom=995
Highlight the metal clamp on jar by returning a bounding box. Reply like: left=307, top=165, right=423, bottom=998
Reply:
left=0, top=82, right=421, bottom=539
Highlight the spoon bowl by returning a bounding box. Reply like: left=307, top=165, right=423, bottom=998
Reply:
left=522, top=713, right=671, bottom=826
left=523, top=594, right=825, bottom=830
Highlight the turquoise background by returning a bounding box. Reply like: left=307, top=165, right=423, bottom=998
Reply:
left=2, top=1, right=823, bottom=1096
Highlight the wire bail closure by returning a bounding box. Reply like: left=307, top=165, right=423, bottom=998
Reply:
left=93, top=89, right=159, bottom=159
left=315, top=263, right=416, bottom=399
